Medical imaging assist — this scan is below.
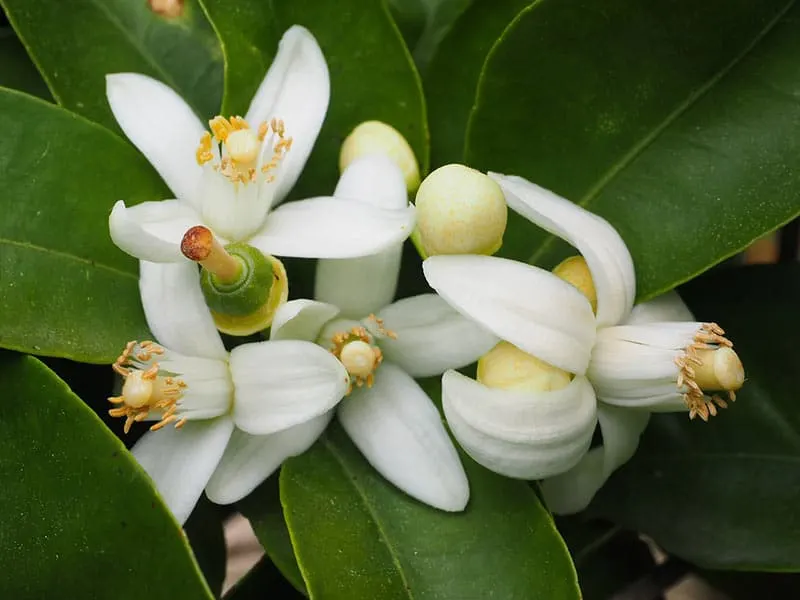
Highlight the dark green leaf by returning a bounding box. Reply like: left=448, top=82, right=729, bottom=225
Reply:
left=280, top=423, right=580, bottom=600
left=0, top=28, right=50, bottom=100
left=199, top=0, right=428, bottom=199
left=424, top=0, right=529, bottom=166
left=223, top=556, right=306, bottom=600
left=0, top=353, right=213, bottom=599
left=0, top=89, right=163, bottom=362
left=238, top=475, right=308, bottom=596
left=185, top=499, right=228, bottom=597
left=466, top=0, right=800, bottom=300
left=590, top=264, right=800, bottom=569
left=0, top=0, right=223, bottom=129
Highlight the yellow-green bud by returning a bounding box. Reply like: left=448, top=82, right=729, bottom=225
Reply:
left=339, top=121, right=420, bottom=193
left=552, top=256, right=597, bottom=314
left=413, top=164, right=507, bottom=257
left=477, top=342, right=572, bottom=392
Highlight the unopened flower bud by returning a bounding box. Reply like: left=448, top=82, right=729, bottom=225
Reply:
left=339, top=121, right=420, bottom=193
left=552, top=256, right=597, bottom=313
left=182, top=227, right=288, bottom=335
left=414, top=164, right=507, bottom=257
left=478, top=342, right=572, bottom=392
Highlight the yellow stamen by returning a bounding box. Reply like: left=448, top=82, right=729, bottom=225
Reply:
left=108, top=341, right=187, bottom=434
left=196, top=132, right=213, bottom=165
left=181, top=225, right=242, bottom=284
left=674, top=323, right=743, bottom=421
left=329, top=326, right=394, bottom=393
left=209, top=116, right=235, bottom=142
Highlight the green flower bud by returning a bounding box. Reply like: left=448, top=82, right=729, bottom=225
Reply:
left=340, top=120, right=421, bottom=193
left=414, top=164, right=507, bottom=257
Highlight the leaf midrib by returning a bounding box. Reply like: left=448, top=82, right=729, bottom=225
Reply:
left=517, top=0, right=797, bottom=266
left=0, top=237, right=137, bottom=279
left=323, top=437, right=416, bottom=600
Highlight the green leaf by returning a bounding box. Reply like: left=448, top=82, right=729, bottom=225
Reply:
left=424, top=0, right=530, bottom=165
left=199, top=0, right=429, bottom=198
left=1, top=0, right=223, bottom=130
left=0, top=89, right=164, bottom=362
left=0, top=353, right=213, bottom=599
left=466, top=0, right=800, bottom=300
left=0, top=28, right=51, bottom=100
left=590, top=264, right=800, bottom=570
left=280, top=423, right=580, bottom=600
left=185, top=499, right=228, bottom=597
left=238, top=475, right=308, bottom=596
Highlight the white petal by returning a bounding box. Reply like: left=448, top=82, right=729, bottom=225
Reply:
left=490, top=173, right=635, bottom=328
left=132, top=417, right=234, bottom=525
left=269, top=299, right=340, bottom=342
left=442, top=370, right=597, bottom=479
left=338, top=364, right=469, bottom=511
left=245, top=26, right=330, bottom=205
left=139, top=261, right=227, bottom=360
left=314, top=155, right=409, bottom=317
left=109, top=200, right=202, bottom=262
left=423, top=255, right=596, bottom=375
left=205, top=412, right=332, bottom=505
left=250, top=197, right=415, bottom=259
left=372, top=294, right=498, bottom=377
left=106, top=73, right=205, bottom=205
left=541, top=404, right=649, bottom=514
left=197, top=166, right=270, bottom=243
left=230, top=340, right=348, bottom=435
left=625, top=291, right=695, bottom=325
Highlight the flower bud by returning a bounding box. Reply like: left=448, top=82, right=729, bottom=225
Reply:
left=552, top=256, right=597, bottom=313
left=182, top=228, right=288, bottom=335
left=477, top=342, right=571, bottom=392
left=339, top=121, right=420, bottom=193
left=413, top=164, right=507, bottom=257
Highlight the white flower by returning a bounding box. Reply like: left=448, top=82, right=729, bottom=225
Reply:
left=110, top=269, right=348, bottom=525
left=265, top=155, right=498, bottom=511
left=423, top=174, right=743, bottom=512
left=106, top=26, right=415, bottom=338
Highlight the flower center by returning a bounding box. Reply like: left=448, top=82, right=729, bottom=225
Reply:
left=196, top=116, right=293, bottom=185
left=675, top=323, right=744, bottom=421
left=329, top=322, right=395, bottom=393
left=108, top=341, right=187, bottom=434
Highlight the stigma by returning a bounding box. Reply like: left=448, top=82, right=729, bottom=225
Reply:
left=108, top=341, right=188, bottom=434
left=196, top=116, right=293, bottom=185
left=676, top=323, right=744, bottom=421
left=329, top=322, right=395, bottom=393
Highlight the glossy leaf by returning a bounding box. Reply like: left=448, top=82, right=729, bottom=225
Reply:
left=590, top=264, right=800, bottom=569
left=0, top=28, right=50, bottom=100
left=281, top=423, right=580, bottom=600
left=238, top=475, right=308, bottom=596
left=0, top=353, right=213, bottom=599
left=1, top=0, right=223, bottom=129
left=199, top=0, right=428, bottom=200
left=0, top=89, right=162, bottom=362
left=467, top=0, right=800, bottom=300
left=424, top=0, right=529, bottom=165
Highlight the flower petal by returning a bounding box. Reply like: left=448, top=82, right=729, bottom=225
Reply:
left=338, top=364, right=469, bottom=511
left=372, top=294, right=498, bottom=377
left=314, top=155, right=409, bottom=317
left=230, top=340, right=348, bottom=435
left=139, top=261, right=227, bottom=360
left=541, top=404, right=649, bottom=514
left=270, top=299, right=340, bottom=342
left=245, top=26, right=330, bottom=205
left=490, top=173, right=635, bottom=328
left=131, top=417, right=234, bottom=525
left=109, top=200, right=202, bottom=262
left=423, top=255, right=596, bottom=375
left=625, top=291, right=694, bottom=325
left=205, top=412, right=332, bottom=505
left=250, top=197, right=415, bottom=259
left=442, top=370, right=597, bottom=479
left=106, top=73, right=205, bottom=205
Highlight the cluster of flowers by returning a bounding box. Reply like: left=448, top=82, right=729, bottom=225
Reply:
left=105, top=26, right=745, bottom=524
